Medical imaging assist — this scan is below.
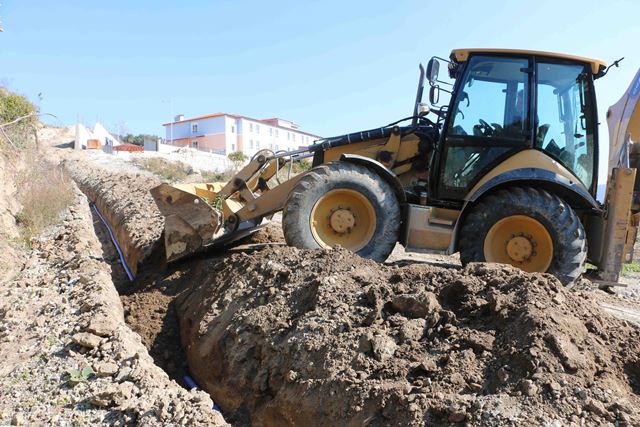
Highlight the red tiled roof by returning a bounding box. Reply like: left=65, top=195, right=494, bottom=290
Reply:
left=113, top=144, right=144, bottom=152
left=162, top=113, right=321, bottom=138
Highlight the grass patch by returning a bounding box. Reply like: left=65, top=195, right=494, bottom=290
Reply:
left=132, top=157, right=194, bottom=182
left=14, top=154, right=74, bottom=246
left=622, top=262, right=640, bottom=275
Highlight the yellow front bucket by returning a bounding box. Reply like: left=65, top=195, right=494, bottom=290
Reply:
left=151, top=182, right=226, bottom=262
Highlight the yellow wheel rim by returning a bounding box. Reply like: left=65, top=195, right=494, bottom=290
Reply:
left=483, top=215, right=553, bottom=273
left=310, top=189, right=376, bottom=251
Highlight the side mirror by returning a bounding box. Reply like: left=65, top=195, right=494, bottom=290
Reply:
left=417, top=103, right=430, bottom=116
left=429, top=85, right=440, bottom=105
left=426, top=58, right=439, bottom=83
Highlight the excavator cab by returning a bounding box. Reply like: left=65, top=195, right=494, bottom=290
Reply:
left=152, top=48, right=640, bottom=287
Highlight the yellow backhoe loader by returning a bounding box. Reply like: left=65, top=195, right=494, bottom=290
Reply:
left=151, top=48, right=640, bottom=286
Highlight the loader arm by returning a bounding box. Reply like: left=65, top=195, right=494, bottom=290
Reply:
left=151, top=149, right=308, bottom=262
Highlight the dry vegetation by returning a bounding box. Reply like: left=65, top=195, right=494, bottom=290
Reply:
left=13, top=155, right=74, bottom=246
left=131, top=157, right=194, bottom=182
left=0, top=88, right=74, bottom=247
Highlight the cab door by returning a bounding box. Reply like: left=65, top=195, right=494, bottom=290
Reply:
left=434, top=55, right=532, bottom=202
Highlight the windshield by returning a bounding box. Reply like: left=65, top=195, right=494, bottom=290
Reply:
left=536, top=62, right=596, bottom=189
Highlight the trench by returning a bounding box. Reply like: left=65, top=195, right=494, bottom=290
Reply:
left=85, top=189, right=279, bottom=424
left=89, top=204, right=202, bottom=386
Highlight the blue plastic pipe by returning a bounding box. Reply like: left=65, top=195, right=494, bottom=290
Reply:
left=90, top=201, right=135, bottom=281
left=183, top=375, right=222, bottom=412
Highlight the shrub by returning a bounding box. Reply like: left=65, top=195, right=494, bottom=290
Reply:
left=228, top=151, right=247, bottom=170
left=0, top=89, right=38, bottom=150
left=292, top=158, right=312, bottom=174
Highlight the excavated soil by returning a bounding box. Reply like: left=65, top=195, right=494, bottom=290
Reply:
left=66, top=159, right=164, bottom=276
left=177, top=246, right=640, bottom=426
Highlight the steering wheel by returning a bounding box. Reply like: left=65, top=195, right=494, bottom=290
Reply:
left=477, top=119, right=495, bottom=136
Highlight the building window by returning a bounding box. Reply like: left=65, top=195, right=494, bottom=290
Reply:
left=269, top=128, right=273, bottom=136
left=256, top=124, right=260, bottom=134
left=256, top=141, right=260, bottom=149
left=293, top=134, right=296, bottom=141
left=191, top=140, right=198, bottom=148
left=192, top=123, right=198, bottom=133
left=231, top=143, right=236, bottom=151
left=287, top=132, right=290, bottom=141
left=269, top=143, right=273, bottom=149
left=275, top=129, right=279, bottom=137
left=249, top=123, right=253, bottom=132
left=249, top=140, right=254, bottom=149
left=275, top=145, right=279, bottom=151
left=231, top=125, right=235, bottom=133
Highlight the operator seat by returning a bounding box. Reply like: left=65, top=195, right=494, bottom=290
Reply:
left=537, top=124, right=550, bottom=146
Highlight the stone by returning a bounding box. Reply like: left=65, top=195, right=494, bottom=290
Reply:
left=391, top=292, right=440, bottom=320
left=399, top=318, right=426, bottom=342
left=448, top=407, right=467, bottom=422
left=115, top=366, right=132, bottom=382
left=548, top=380, right=561, bottom=392
left=86, top=315, right=118, bottom=337
left=521, top=379, right=538, bottom=397
left=94, top=361, right=119, bottom=377
left=72, top=332, right=102, bottom=349
left=285, top=370, right=298, bottom=382
left=370, top=335, right=397, bottom=362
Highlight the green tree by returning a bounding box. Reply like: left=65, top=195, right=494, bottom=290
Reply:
left=121, top=133, right=159, bottom=146
left=228, top=151, right=247, bottom=170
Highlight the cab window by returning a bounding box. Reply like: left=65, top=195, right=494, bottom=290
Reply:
left=448, top=56, right=529, bottom=139
left=536, top=62, right=595, bottom=189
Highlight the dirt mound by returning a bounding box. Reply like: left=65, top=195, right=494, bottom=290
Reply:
left=66, top=159, right=164, bottom=275
left=177, top=246, right=640, bottom=426
left=242, top=221, right=286, bottom=245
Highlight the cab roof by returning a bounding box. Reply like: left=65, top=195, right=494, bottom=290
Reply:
left=450, top=48, right=607, bottom=76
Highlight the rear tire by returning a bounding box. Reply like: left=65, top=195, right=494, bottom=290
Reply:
left=283, top=162, right=401, bottom=262
left=459, top=187, right=586, bottom=286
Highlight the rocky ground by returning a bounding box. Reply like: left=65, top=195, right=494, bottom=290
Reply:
left=0, top=184, right=225, bottom=426
left=2, top=127, right=640, bottom=426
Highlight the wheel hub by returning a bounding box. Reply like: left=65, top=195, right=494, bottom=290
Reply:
left=309, top=188, right=377, bottom=252
left=329, top=208, right=356, bottom=234
left=483, top=215, right=553, bottom=273
left=506, top=235, right=533, bottom=262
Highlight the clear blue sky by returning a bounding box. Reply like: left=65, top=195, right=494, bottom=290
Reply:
left=2, top=0, right=639, bottom=182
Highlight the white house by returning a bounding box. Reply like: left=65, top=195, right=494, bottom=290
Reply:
left=162, top=113, right=321, bottom=157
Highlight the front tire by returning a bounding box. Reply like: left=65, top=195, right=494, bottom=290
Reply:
left=459, top=187, right=586, bottom=286
left=282, top=162, right=401, bottom=262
